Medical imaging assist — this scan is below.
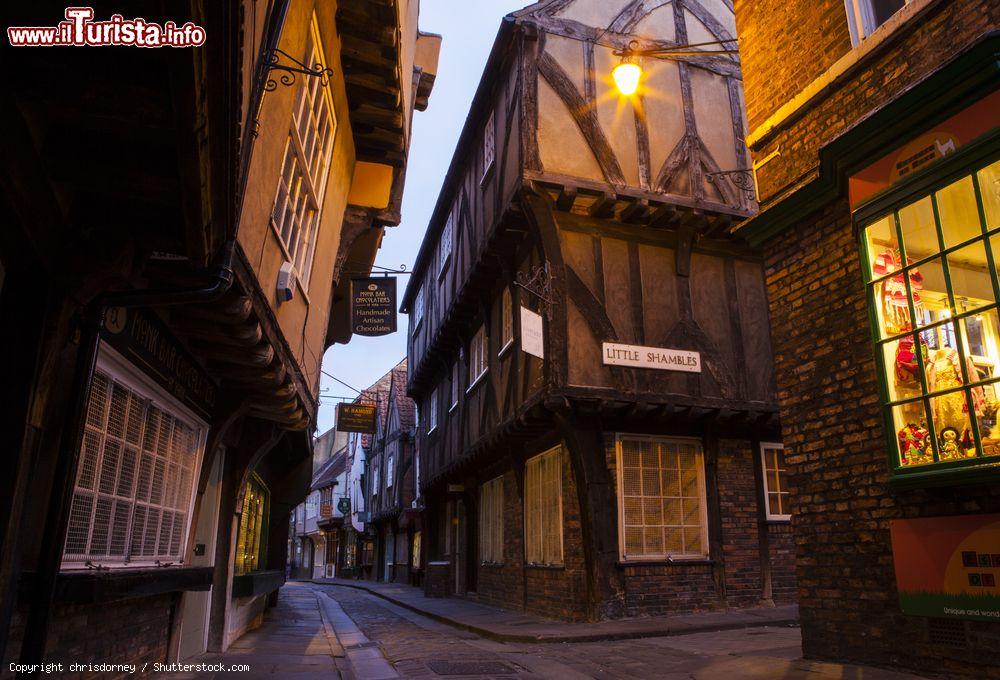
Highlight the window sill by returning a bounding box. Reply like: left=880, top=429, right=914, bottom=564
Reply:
left=448, top=402, right=458, bottom=413
left=480, top=561, right=505, bottom=568
left=38, top=566, right=214, bottom=605
left=526, top=563, right=564, bottom=570
left=498, top=338, right=515, bottom=358
left=765, top=517, right=792, bottom=524
left=889, top=460, right=1000, bottom=490
left=480, top=162, right=495, bottom=187
left=617, top=558, right=713, bottom=568
left=438, top=258, right=450, bottom=281
left=427, top=425, right=438, bottom=436
left=466, top=371, right=488, bottom=394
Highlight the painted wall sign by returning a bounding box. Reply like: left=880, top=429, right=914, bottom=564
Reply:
left=849, top=90, right=1000, bottom=209
left=336, top=403, right=378, bottom=434
left=890, top=514, right=1000, bottom=622
left=351, top=277, right=397, bottom=336
left=602, top=342, right=701, bottom=372
left=102, top=306, right=217, bottom=420
left=520, top=306, right=545, bottom=359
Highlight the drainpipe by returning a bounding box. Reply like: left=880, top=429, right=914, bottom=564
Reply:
left=19, top=241, right=235, bottom=666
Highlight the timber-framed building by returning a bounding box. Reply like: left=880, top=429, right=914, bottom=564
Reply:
left=401, top=0, right=795, bottom=621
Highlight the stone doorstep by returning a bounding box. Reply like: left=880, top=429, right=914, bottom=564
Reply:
left=311, top=579, right=799, bottom=644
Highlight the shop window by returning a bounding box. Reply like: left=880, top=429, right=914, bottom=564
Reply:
left=63, top=358, right=206, bottom=569
left=412, top=530, right=422, bottom=568
left=524, top=447, right=563, bottom=566
left=844, top=0, right=909, bottom=46
left=760, top=443, right=790, bottom=521
left=469, top=325, right=488, bottom=387
left=479, top=476, right=504, bottom=563
left=500, top=287, right=514, bottom=353
left=616, top=436, right=708, bottom=561
left=269, top=15, right=336, bottom=289
left=362, top=539, right=375, bottom=566
left=235, top=474, right=269, bottom=576
left=861, top=158, right=1000, bottom=481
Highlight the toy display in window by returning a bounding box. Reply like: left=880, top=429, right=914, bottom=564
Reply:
left=926, top=347, right=985, bottom=429
left=897, top=422, right=932, bottom=465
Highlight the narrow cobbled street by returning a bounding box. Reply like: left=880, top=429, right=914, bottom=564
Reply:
left=167, top=583, right=924, bottom=679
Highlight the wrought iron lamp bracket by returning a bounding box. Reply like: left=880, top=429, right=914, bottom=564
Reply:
left=706, top=169, right=757, bottom=203
left=264, top=48, right=335, bottom=92
left=515, top=262, right=556, bottom=320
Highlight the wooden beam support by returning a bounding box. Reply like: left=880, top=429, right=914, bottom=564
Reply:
left=588, top=192, right=616, bottom=219
left=620, top=198, right=649, bottom=224
left=555, top=185, right=577, bottom=212
left=647, top=203, right=678, bottom=229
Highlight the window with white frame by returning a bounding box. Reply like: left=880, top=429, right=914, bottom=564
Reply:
left=439, top=213, right=454, bottom=277
left=760, top=443, right=790, bottom=521
left=428, top=388, right=438, bottom=433
left=306, top=490, right=319, bottom=519
left=844, top=0, right=909, bottom=45
left=524, top=446, right=563, bottom=565
left=372, top=465, right=379, bottom=495
left=482, top=109, right=496, bottom=180
left=63, top=355, right=206, bottom=568
left=269, top=16, right=337, bottom=289
left=386, top=453, right=394, bottom=488
left=500, top=287, right=513, bottom=352
left=469, top=325, right=488, bottom=387
left=413, top=284, right=425, bottom=327
left=449, top=362, right=459, bottom=410
left=479, top=476, right=504, bottom=563
left=617, top=436, right=708, bottom=561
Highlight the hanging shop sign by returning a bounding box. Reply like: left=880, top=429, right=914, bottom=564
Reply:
left=520, top=306, right=545, bottom=359
left=337, top=497, right=351, bottom=515
left=336, top=402, right=377, bottom=434
left=102, top=306, right=217, bottom=421
left=351, top=277, right=397, bottom=336
left=890, top=514, right=1000, bottom=622
left=320, top=502, right=332, bottom=518
left=602, top=342, right=701, bottom=373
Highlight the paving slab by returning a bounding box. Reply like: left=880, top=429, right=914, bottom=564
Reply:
left=311, top=578, right=798, bottom=644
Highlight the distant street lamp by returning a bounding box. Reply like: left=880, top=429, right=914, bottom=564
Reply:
left=611, top=39, right=739, bottom=96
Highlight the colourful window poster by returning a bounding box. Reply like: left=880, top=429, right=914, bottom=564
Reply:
left=890, top=514, right=1000, bottom=622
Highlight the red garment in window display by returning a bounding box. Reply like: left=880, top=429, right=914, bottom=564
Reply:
left=873, top=250, right=923, bottom=335
left=894, top=336, right=928, bottom=388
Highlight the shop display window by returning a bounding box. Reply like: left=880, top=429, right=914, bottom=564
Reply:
left=862, top=158, right=1000, bottom=477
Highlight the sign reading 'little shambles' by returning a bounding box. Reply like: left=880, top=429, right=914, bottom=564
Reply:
left=602, top=342, right=701, bottom=373
left=351, top=277, right=397, bottom=337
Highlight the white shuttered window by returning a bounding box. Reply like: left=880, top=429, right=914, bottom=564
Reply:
left=469, top=325, right=488, bottom=386
left=479, top=476, right=504, bottom=563
left=64, top=354, right=205, bottom=568
left=524, top=447, right=563, bottom=565
left=617, top=436, right=708, bottom=561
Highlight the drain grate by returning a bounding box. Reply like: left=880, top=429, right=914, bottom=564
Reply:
left=426, top=660, right=518, bottom=676
left=927, top=618, right=967, bottom=647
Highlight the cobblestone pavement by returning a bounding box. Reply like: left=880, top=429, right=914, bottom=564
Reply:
left=317, top=584, right=926, bottom=680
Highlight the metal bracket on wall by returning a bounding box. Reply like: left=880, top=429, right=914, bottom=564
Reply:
left=705, top=169, right=757, bottom=203
left=264, top=48, right=335, bottom=91
left=515, top=262, right=555, bottom=320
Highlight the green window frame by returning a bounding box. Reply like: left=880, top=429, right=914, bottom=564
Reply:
left=235, top=473, right=269, bottom=576
left=858, top=141, right=1000, bottom=488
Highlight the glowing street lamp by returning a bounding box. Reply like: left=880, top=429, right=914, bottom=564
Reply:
left=611, top=39, right=739, bottom=97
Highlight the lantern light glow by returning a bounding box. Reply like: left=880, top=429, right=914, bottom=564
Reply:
left=612, top=61, right=642, bottom=96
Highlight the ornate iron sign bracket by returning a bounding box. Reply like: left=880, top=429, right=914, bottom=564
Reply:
left=264, top=48, right=335, bottom=92
left=706, top=169, right=757, bottom=203
left=515, top=262, right=556, bottom=319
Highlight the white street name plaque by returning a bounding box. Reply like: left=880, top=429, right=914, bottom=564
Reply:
left=520, top=306, right=545, bottom=359
left=602, top=342, right=701, bottom=372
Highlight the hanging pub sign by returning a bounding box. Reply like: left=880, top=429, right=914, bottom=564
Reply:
left=101, top=306, right=217, bottom=421
left=336, top=402, right=377, bottom=434
left=337, top=497, right=351, bottom=515
left=351, top=277, right=397, bottom=336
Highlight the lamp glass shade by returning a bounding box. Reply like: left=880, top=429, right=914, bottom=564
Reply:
left=612, top=61, right=642, bottom=96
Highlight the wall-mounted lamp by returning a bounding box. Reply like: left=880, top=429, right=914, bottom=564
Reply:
left=611, top=39, right=739, bottom=96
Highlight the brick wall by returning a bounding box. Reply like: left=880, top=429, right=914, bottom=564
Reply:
left=761, top=197, right=1000, bottom=677
left=768, top=522, right=797, bottom=604
left=35, top=595, right=177, bottom=680
left=621, top=562, right=718, bottom=616
left=476, top=470, right=525, bottom=611
left=736, top=0, right=999, bottom=204
left=718, top=439, right=765, bottom=608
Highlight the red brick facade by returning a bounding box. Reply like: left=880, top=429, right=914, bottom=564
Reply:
left=735, top=0, right=1000, bottom=676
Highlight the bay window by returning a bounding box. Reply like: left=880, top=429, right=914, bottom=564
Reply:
left=235, top=474, right=268, bottom=576
left=861, top=157, right=1000, bottom=481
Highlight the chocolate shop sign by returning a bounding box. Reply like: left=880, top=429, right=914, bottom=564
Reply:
left=602, top=342, right=701, bottom=373
left=351, top=277, right=397, bottom=337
